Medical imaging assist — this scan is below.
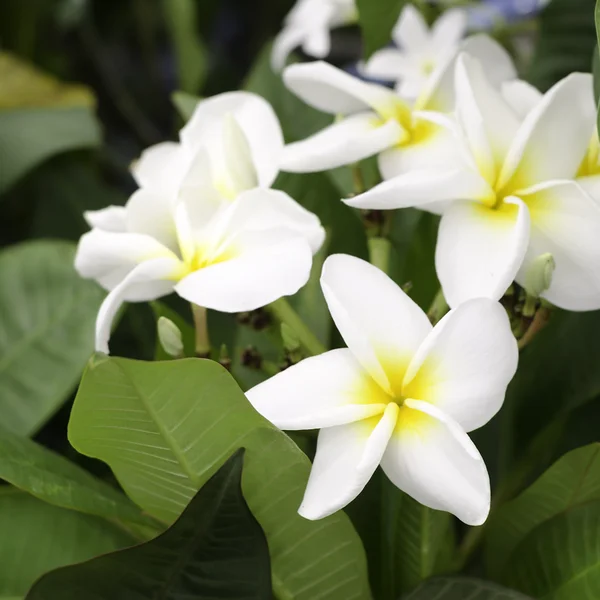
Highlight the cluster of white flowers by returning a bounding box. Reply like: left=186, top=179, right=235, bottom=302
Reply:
left=76, top=2, right=600, bottom=526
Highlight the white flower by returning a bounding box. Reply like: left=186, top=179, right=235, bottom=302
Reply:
left=271, top=0, right=357, bottom=71
left=279, top=35, right=515, bottom=185
left=363, top=4, right=468, bottom=100
left=247, top=255, right=518, bottom=525
left=346, top=55, right=600, bottom=311
left=76, top=92, right=325, bottom=354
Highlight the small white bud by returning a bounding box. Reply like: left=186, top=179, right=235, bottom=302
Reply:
left=524, top=253, right=555, bottom=298
left=157, top=317, right=184, bottom=358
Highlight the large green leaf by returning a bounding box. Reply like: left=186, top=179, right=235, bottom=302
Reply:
left=0, top=53, right=100, bottom=195
left=26, top=450, right=272, bottom=600
left=485, top=444, right=600, bottom=579
left=0, top=241, right=104, bottom=436
left=504, top=501, right=600, bottom=599
left=0, top=489, right=134, bottom=596
left=68, top=356, right=372, bottom=600
left=528, top=0, right=596, bottom=90
left=356, top=0, right=406, bottom=59
left=0, top=427, right=154, bottom=528
left=405, top=578, right=533, bottom=599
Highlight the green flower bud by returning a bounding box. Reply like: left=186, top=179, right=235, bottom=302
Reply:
left=281, top=323, right=301, bottom=352
left=157, top=316, right=184, bottom=358
left=524, top=253, right=555, bottom=298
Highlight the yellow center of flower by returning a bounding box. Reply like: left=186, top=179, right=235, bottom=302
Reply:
left=577, top=132, right=600, bottom=178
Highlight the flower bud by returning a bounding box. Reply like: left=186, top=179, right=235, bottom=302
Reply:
left=524, top=253, right=555, bottom=298
left=157, top=317, right=184, bottom=358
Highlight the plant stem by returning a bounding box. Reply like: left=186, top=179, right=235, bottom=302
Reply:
left=427, top=288, right=449, bottom=324
left=518, top=306, right=552, bottom=350
left=352, top=163, right=366, bottom=195
left=368, top=237, right=392, bottom=274
left=268, top=298, right=326, bottom=357
left=191, top=304, right=211, bottom=358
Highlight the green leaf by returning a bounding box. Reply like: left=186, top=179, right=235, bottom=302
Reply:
left=528, top=0, right=596, bottom=90
left=0, top=426, right=154, bottom=528
left=171, top=90, right=200, bottom=121
left=504, top=501, right=600, bottom=599
left=0, top=240, right=104, bottom=436
left=68, top=356, right=372, bottom=600
left=26, top=450, right=272, bottom=600
left=150, top=301, right=195, bottom=361
left=405, top=577, right=533, bottom=599
left=486, top=444, right=600, bottom=579
left=356, top=0, right=406, bottom=59
left=0, top=490, right=134, bottom=596
left=161, top=0, right=207, bottom=93
left=0, top=53, right=100, bottom=195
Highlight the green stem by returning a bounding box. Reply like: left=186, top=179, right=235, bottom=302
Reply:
left=368, top=237, right=392, bottom=274
left=427, top=288, right=449, bottom=325
left=268, top=298, right=326, bottom=357
left=352, top=163, right=366, bottom=195
left=191, top=304, right=211, bottom=358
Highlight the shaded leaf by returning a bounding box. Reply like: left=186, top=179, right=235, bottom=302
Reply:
left=356, top=0, right=407, bottom=59
left=171, top=90, right=200, bottom=121
left=405, top=577, right=532, bottom=599
left=68, top=356, right=372, bottom=600
left=0, top=490, right=134, bottom=596
left=0, top=241, right=104, bottom=436
left=26, top=450, right=272, bottom=600
left=486, top=444, right=600, bottom=578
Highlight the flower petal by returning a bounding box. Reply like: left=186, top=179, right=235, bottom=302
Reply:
left=516, top=180, right=600, bottom=311
left=84, top=206, right=127, bottom=232
left=392, top=4, right=429, bottom=52
left=271, top=25, right=308, bottom=71
left=131, top=142, right=184, bottom=194
left=75, top=229, right=180, bottom=296
left=499, top=73, right=595, bottom=192
left=246, top=348, right=389, bottom=430
left=345, top=167, right=493, bottom=210
left=180, top=91, right=283, bottom=188
left=320, top=254, right=432, bottom=395
left=95, top=258, right=178, bottom=354
left=431, top=8, right=467, bottom=53
left=283, top=61, right=401, bottom=115
left=299, top=403, right=399, bottom=520
left=436, top=196, right=530, bottom=308
left=502, top=79, right=542, bottom=119
left=362, top=49, right=414, bottom=82
left=281, top=113, right=403, bottom=173
left=381, top=399, right=490, bottom=525
left=175, top=230, right=312, bottom=312
left=403, top=299, right=518, bottom=432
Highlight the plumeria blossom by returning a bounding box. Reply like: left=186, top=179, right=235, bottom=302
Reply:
left=271, top=0, right=358, bottom=71
left=280, top=35, right=515, bottom=180
left=346, top=55, right=600, bottom=311
left=362, top=4, right=468, bottom=100
left=248, top=255, right=518, bottom=524
left=76, top=92, right=325, bottom=354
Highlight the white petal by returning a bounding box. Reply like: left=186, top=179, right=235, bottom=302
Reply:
left=362, top=50, right=414, bottom=81
left=83, top=206, right=127, bottom=232
left=246, top=348, right=390, bottom=430
left=502, top=79, right=542, bottom=119
left=74, top=229, right=179, bottom=296
left=302, top=25, right=332, bottom=58
left=516, top=180, right=600, bottom=311
left=281, top=113, right=403, bottom=173
left=345, top=167, right=493, bottom=210
left=392, top=4, right=429, bottom=52
left=436, top=197, right=530, bottom=308
left=283, top=61, right=401, bottom=116
left=95, top=258, right=178, bottom=354
left=431, top=8, right=467, bottom=52
left=299, top=403, right=399, bottom=520
left=180, top=92, right=283, bottom=188
left=454, top=53, right=520, bottom=182
left=499, top=73, right=595, bottom=191
left=271, top=25, right=307, bottom=71
left=131, top=141, right=184, bottom=194
left=403, top=299, right=518, bottom=431
left=381, top=399, right=490, bottom=526
left=175, top=230, right=312, bottom=312
left=125, top=189, right=179, bottom=253
left=320, top=254, right=432, bottom=396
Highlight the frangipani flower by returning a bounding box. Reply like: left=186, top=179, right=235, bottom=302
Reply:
left=280, top=36, right=515, bottom=180
left=248, top=255, right=518, bottom=524
left=271, top=0, right=357, bottom=71
left=76, top=92, right=325, bottom=354
left=363, top=4, right=467, bottom=100
left=347, top=55, right=600, bottom=311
